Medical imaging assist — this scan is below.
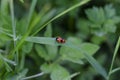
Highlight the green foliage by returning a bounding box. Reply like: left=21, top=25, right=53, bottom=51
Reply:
left=0, top=0, right=120, bottom=80
left=50, top=64, right=70, bottom=80
left=77, top=4, right=120, bottom=37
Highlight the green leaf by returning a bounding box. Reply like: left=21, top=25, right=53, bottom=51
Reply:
left=63, top=43, right=107, bottom=79
left=40, top=63, right=55, bottom=73
left=22, top=42, right=33, bottom=53
left=35, top=43, right=57, bottom=61
left=80, top=43, right=99, bottom=55
left=45, top=45, right=58, bottom=60
left=60, top=37, right=99, bottom=64
left=103, top=20, right=116, bottom=33
left=104, top=4, right=116, bottom=18
left=85, top=7, right=105, bottom=24
left=91, top=36, right=105, bottom=45
left=60, top=45, right=84, bottom=64
left=50, top=64, right=70, bottom=80
left=35, top=44, right=48, bottom=60
left=26, top=37, right=57, bottom=46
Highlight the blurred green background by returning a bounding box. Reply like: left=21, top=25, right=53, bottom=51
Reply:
left=0, top=0, right=120, bottom=80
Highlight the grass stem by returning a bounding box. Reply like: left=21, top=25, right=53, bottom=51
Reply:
left=107, top=37, right=120, bottom=80
left=9, top=0, right=18, bottom=68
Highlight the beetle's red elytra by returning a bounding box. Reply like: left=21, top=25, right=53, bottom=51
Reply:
left=56, top=36, right=65, bottom=43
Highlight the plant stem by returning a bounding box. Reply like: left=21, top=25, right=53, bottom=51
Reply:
left=107, top=37, right=120, bottom=80
left=9, top=0, right=18, bottom=67
left=21, top=72, right=44, bottom=80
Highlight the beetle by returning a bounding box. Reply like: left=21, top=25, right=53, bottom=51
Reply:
left=56, top=36, right=65, bottom=43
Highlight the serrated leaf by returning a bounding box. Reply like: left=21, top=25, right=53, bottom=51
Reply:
left=50, top=64, right=70, bottom=80
left=85, top=7, right=105, bottom=24
left=104, top=4, right=116, bottom=18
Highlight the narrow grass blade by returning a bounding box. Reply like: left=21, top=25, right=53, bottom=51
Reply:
left=83, top=53, right=107, bottom=79
left=32, top=0, right=90, bottom=36
left=0, top=54, right=13, bottom=72
left=26, top=37, right=57, bottom=45
left=26, top=0, right=37, bottom=30
left=108, top=37, right=120, bottom=79
left=3, top=57, right=16, bottom=66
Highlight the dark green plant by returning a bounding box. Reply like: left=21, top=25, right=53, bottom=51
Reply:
left=0, top=0, right=120, bottom=80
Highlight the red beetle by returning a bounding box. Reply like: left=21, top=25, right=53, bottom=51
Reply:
left=56, top=36, right=65, bottom=43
